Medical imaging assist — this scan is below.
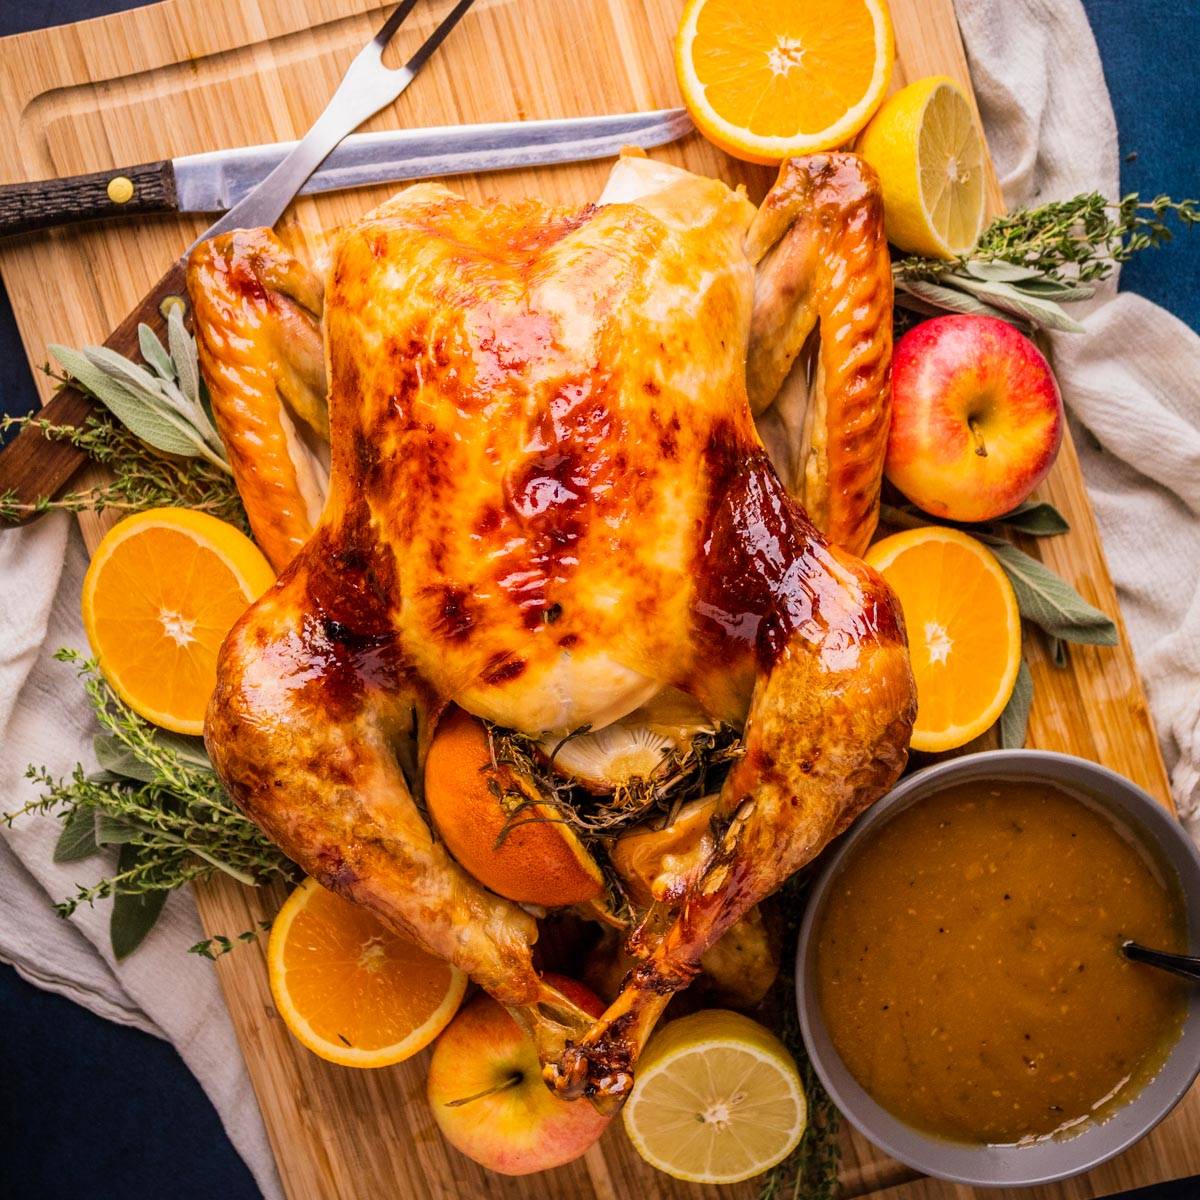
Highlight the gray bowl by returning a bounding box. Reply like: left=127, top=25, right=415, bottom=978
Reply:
left=795, top=749, right=1200, bottom=1188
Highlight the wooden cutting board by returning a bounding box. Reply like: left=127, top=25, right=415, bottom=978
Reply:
left=1, top=2, right=1195, bottom=1198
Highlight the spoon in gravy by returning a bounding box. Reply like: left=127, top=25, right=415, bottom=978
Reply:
left=1122, top=941, right=1200, bottom=984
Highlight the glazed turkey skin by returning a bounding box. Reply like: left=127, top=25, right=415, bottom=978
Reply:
left=323, top=175, right=759, bottom=736
left=200, top=153, right=915, bottom=1109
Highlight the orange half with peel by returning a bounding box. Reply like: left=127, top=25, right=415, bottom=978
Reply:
left=866, top=526, right=1021, bottom=752
left=674, top=0, right=895, bottom=163
left=81, top=507, right=274, bottom=735
left=268, top=877, right=467, bottom=1068
left=424, top=706, right=605, bottom=908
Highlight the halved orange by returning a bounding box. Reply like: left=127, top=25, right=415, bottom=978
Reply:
left=424, top=707, right=605, bottom=908
left=866, top=527, right=1021, bottom=752
left=268, top=877, right=467, bottom=1068
left=675, top=0, right=895, bottom=164
left=81, top=508, right=275, bottom=734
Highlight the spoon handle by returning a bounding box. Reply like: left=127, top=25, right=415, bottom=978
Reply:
left=1122, top=941, right=1200, bottom=984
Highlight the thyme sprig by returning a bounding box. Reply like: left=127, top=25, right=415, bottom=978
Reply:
left=974, top=192, right=1199, bottom=281
left=0, top=408, right=245, bottom=528
left=893, top=192, right=1198, bottom=331
left=2, top=650, right=294, bottom=957
left=487, top=723, right=743, bottom=843
left=190, top=920, right=274, bottom=961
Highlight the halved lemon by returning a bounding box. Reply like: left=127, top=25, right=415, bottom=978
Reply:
left=267, top=877, right=467, bottom=1068
left=674, top=0, right=895, bottom=164
left=623, top=1009, right=807, bottom=1184
left=81, top=507, right=274, bottom=734
left=856, top=75, right=987, bottom=258
left=865, top=527, right=1021, bottom=751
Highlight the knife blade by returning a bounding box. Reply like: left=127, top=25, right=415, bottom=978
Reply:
left=0, top=109, right=692, bottom=239
left=180, top=109, right=693, bottom=213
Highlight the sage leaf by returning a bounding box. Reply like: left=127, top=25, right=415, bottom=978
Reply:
left=893, top=291, right=958, bottom=321
left=992, top=501, right=1070, bottom=537
left=83, top=345, right=169, bottom=403
left=85, top=770, right=124, bottom=785
left=49, top=344, right=143, bottom=409
left=166, top=309, right=224, bottom=456
left=138, top=323, right=176, bottom=383
left=94, top=734, right=157, bottom=783
left=90, top=338, right=220, bottom=454
left=1017, top=278, right=1097, bottom=302
left=950, top=277, right=1086, bottom=333
left=987, top=541, right=1118, bottom=644
left=90, top=375, right=218, bottom=463
left=49, top=341, right=231, bottom=473
left=999, top=659, right=1034, bottom=749
left=895, top=280, right=1022, bottom=325
left=963, top=260, right=1044, bottom=283
left=96, top=813, right=141, bottom=846
left=95, top=730, right=213, bottom=784
left=111, top=846, right=169, bottom=959
left=54, top=806, right=98, bottom=863
left=169, top=306, right=201, bottom=408
left=156, top=732, right=214, bottom=774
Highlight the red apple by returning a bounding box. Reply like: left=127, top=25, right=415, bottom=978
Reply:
left=426, top=974, right=610, bottom=1175
left=886, top=314, right=1064, bottom=522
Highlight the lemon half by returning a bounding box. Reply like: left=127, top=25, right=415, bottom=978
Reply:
left=857, top=75, right=987, bottom=258
left=623, top=1009, right=808, bottom=1184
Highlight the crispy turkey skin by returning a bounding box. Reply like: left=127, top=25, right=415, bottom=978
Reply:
left=196, top=153, right=916, bottom=1109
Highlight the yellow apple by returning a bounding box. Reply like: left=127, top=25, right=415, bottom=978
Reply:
left=426, top=974, right=610, bottom=1175
left=887, top=314, right=1064, bottom=522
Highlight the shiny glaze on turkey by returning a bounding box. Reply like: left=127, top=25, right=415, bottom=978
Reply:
left=195, top=152, right=915, bottom=1109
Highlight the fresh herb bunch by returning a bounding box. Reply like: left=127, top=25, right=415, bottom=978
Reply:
left=0, top=409, right=246, bottom=528
left=2, top=650, right=295, bottom=958
left=51, top=310, right=230, bottom=470
left=0, top=314, right=245, bottom=528
left=893, top=192, right=1198, bottom=332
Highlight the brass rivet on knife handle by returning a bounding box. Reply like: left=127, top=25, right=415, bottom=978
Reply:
left=0, top=257, right=188, bottom=523
left=106, top=175, right=135, bottom=204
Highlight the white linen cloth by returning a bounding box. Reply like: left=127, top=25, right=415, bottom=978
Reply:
left=0, top=2, right=1196, bottom=1194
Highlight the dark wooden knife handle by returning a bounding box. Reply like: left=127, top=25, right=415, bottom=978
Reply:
left=0, top=256, right=190, bottom=522
left=0, top=160, right=178, bottom=238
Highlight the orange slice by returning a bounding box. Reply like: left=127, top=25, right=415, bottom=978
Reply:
left=865, top=527, right=1021, bottom=752
left=268, top=877, right=467, bottom=1068
left=675, top=0, right=895, bottom=164
left=424, top=707, right=605, bottom=908
left=81, top=508, right=275, bottom=735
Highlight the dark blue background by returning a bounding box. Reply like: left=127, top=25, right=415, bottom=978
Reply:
left=1, top=3, right=1196, bottom=1197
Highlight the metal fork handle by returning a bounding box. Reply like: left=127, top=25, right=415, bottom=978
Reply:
left=195, top=0, right=474, bottom=246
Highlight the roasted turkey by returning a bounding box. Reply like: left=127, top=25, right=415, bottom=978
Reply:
left=191, top=151, right=916, bottom=1110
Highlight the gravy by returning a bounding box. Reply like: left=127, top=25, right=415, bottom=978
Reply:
left=813, top=781, right=1188, bottom=1143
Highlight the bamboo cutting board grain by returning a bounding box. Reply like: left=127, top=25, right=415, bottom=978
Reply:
left=0, top=2, right=1195, bottom=1198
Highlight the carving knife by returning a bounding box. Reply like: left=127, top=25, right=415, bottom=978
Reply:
left=0, top=109, right=692, bottom=239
